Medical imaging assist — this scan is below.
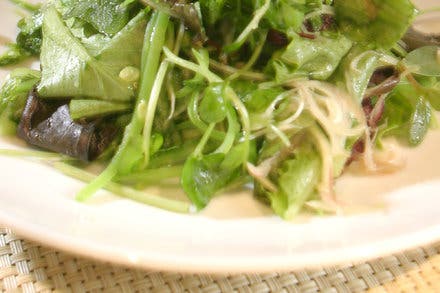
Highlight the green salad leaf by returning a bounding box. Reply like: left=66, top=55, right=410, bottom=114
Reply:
left=272, top=33, right=352, bottom=81
left=335, top=0, right=416, bottom=49
left=38, top=7, right=146, bottom=101
left=404, top=46, right=440, bottom=77
left=0, top=44, right=30, bottom=67
left=1, top=0, right=438, bottom=218
left=16, top=11, right=43, bottom=55
left=61, top=0, right=135, bottom=36
left=378, top=81, right=433, bottom=146
left=332, top=46, right=381, bottom=101
left=269, top=146, right=321, bottom=220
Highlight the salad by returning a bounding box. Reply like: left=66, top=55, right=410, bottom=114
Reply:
left=0, top=0, right=439, bottom=219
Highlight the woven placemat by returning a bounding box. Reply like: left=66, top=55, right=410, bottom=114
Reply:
left=1, top=227, right=439, bottom=292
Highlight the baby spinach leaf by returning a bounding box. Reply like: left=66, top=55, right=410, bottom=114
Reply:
left=404, top=46, right=440, bottom=77
left=182, top=153, right=228, bottom=209
left=412, top=76, right=440, bottom=111
left=199, top=84, right=226, bottom=124
left=335, top=0, right=416, bottom=49
left=264, top=0, right=305, bottom=33
left=274, top=33, right=352, bottom=81
left=182, top=142, right=249, bottom=210
left=38, top=7, right=146, bottom=101
left=378, top=82, right=432, bottom=146
left=409, top=97, right=431, bottom=146
left=242, top=87, right=283, bottom=112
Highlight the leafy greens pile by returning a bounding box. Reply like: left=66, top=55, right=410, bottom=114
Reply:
left=1, top=0, right=440, bottom=218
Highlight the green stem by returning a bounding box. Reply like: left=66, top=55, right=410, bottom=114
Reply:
left=223, top=0, right=271, bottom=53
left=163, top=47, right=221, bottom=83
left=76, top=12, right=170, bottom=202
left=193, top=123, right=215, bottom=157
left=142, top=60, right=169, bottom=167
left=187, top=92, right=225, bottom=141
left=215, top=103, right=239, bottom=154
left=55, top=162, right=191, bottom=214
left=116, top=165, right=183, bottom=185
left=8, top=0, right=40, bottom=12
left=0, top=148, right=62, bottom=159
left=164, top=48, right=252, bottom=165
left=224, top=87, right=251, bottom=164
left=209, top=60, right=267, bottom=81
left=227, top=31, right=267, bottom=81
left=149, top=140, right=199, bottom=168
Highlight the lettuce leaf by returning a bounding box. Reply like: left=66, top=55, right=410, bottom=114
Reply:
left=269, top=147, right=321, bottom=220
left=60, top=0, right=133, bottom=36
left=38, top=7, right=146, bottom=101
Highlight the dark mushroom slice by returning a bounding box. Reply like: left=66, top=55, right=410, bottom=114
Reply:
left=403, top=26, right=440, bottom=51
left=18, top=88, right=117, bottom=161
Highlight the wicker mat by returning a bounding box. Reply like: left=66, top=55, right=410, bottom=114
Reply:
left=1, top=228, right=439, bottom=292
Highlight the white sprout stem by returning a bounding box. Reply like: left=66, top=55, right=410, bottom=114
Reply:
left=309, top=125, right=336, bottom=204
left=278, top=95, right=305, bottom=126
left=215, top=105, right=239, bottom=154
left=362, top=127, right=378, bottom=172
left=229, top=0, right=271, bottom=49
left=246, top=162, right=278, bottom=193
left=263, top=92, right=290, bottom=118
left=228, top=31, right=267, bottom=81
left=166, top=23, right=186, bottom=121
left=350, top=51, right=377, bottom=74
left=164, top=47, right=251, bottom=165
left=193, top=123, right=216, bottom=157
left=270, top=125, right=291, bottom=147
left=142, top=60, right=169, bottom=166
left=297, top=81, right=366, bottom=137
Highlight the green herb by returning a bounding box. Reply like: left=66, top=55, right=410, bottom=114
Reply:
left=404, top=46, right=440, bottom=77
left=38, top=8, right=146, bottom=101
left=335, top=0, right=416, bottom=49
left=0, top=0, right=437, bottom=219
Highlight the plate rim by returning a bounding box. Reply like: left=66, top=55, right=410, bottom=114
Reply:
left=1, top=198, right=440, bottom=273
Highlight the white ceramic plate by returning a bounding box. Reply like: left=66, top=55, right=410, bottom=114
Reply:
left=1, top=1, right=440, bottom=273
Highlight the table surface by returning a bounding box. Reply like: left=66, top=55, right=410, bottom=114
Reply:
left=1, top=228, right=439, bottom=292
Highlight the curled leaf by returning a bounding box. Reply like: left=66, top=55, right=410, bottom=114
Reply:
left=18, top=89, right=117, bottom=161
